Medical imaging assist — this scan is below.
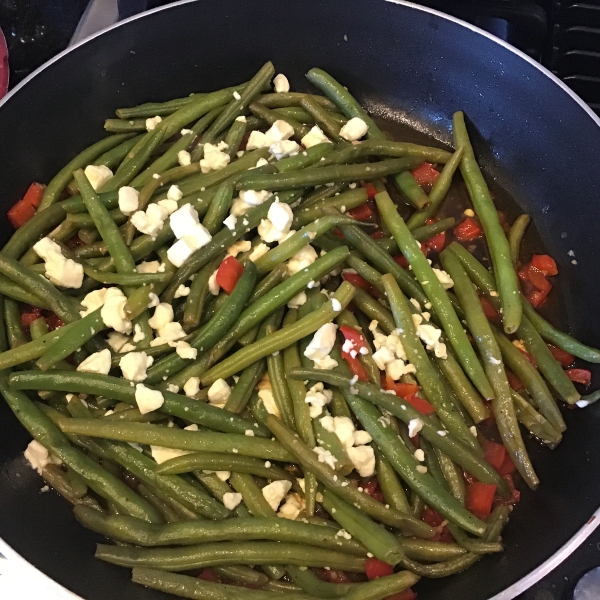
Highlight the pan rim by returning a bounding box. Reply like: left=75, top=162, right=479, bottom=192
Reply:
left=0, top=1, right=599, bottom=598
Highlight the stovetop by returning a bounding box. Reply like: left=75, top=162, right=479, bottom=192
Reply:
left=0, top=1, right=599, bottom=599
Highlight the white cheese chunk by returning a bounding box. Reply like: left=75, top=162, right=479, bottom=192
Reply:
left=32, top=237, right=83, bottom=289
left=248, top=243, right=270, bottom=262
left=174, top=284, right=190, bottom=298
left=101, top=288, right=131, bottom=334
left=208, top=270, right=220, bottom=295
left=262, top=480, right=292, bottom=511
left=270, top=140, right=300, bottom=160
left=223, top=492, right=243, bottom=510
left=257, top=388, right=280, bottom=417
left=183, top=377, right=200, bottom=398
left=408, top=418, right=424, bottom=437
left=278, top=493, right=305, bottom=520
left=273, top=73, right=290, bottom=93
left=136, top=260, right=160, bottom=274
left=83, top=165, right=113, bottom=190
left=287, top=292, right=307, bottom=308
left=223, top=215, right=237, bottom=231
left=118, top=186, right=139, bottom=215
left=227, top=240, right=252, bottom=257
left=347, top=445, right=375, bottom=477
left=107, top=331, right=130, bottom=352
left=287, top=244, right=318, bottom=275
left=177, top=150, right=192, bottom=166
left=304, top=323, right=338, bottom=363
left=170, top=204, right=200, bottom=239
left=200, top=142, right=231, bottom=173
left=148, top=303, right=174, bottom=330
left=313, top=446, right=338, bottom=469
left=24, top=440, right=59, bottom=474
left=145, top=115, right=162, bottom=131
left=169, top=340, right=197, bottom=360
left=76, top=349, right=112, bottom=375
left=432, top=268, right=454, bottom=289
left=339, top=117, right=368, bottom=142
left=120, top=351, right=153, bottom=382
left=301, top=125, right=331, bottom=148
left=304, top=382, right=333, bottom=419
left=150, top=446, right=189, bottom=464
left=208, top=378, right=232, bottom=407
left=135, top=383, right=164, bottom=414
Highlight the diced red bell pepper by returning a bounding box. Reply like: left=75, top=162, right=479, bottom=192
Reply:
left=342, top=272, right=371, bottom=292
left=531, top=254, right=558, bottom=276
left=342, top=351, right=369, bottom=382
left=466, top=482, right=497, bottom=521
left=494, top=474, right=520, bottom=507
left=527, top=288, right=549, bottom=308
left=421, top=231, right=446, bottom=253
left=45, top=313, right=64, bottom=331
left=198, top=569, right=220, bottom=583
left=566, top=368, right=592, bottom=386
left=547, top=344, right=574, bottom=367
left=386, top=589, right=418, bottom=600
left=363, top=182, right=378, bottom=199
left=8, top=182, right=45, bottom=229
left=365, top=557, right=394, bottom=580
left=393, top=254, right=409, bottom=269
left=339, top=325, right=368, bottom=352
left=405, top=393, right=436, bottom=415
left=364, top=479, right=386, bottom=503
left=497, top=452, right=516, bottom=477
left=514, top=343, right=536, bottom=366
left=523, top=264, right=552, bottom=293
left=422, top=506, right=453, bottom=542
left=410, top=163, right=440, bottom=188
left=483, top=439, right=507, bottom=472
left=371, top=230, right=385, bottom=239
left=506, top=371, right=524, bottom=392
left=348, top=203, right=374, bottom=221
left=20, top=305, right=43, bottom=328
left=454, top=217, right=482, bottom=242
left=479, top=296, right=499, bottom=321
left=216, top=256, right=244, bottom=294
left=333, top=227, right=345, bottom=239
left=384, top=377, right=420, bottom=399
left=315, top=568, right=351, bottom=584
left=65, top=234, right=86, bottom=248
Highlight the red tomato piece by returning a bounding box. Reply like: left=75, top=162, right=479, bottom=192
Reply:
left=333, top=227, right=345, bottom=239
left=526, top=288, right=549, bottom=308
left=341, top=351, right=369, bottom=382
left=410, top=163, right=440, bottom=187
left=547, top=345, right=574, bottom=367
left=45, top=313, right=64, bottom=331
left=566, top=368, right=592, bottom=386
left=497, top=452, right=516, bottom=477
left=405, top=393, right=436, bottom=415
left=342, top=272, right=371, bottom=292
left=525, top=264, right=552, bottom=293
left=506, top=371, right=524, bottom=392
left=364, top=479, right=386, bottom=503
left=365, top=557, right=394, bottom=580
left=531, top=254, right=558, bottom=276
left=339, top=325, right=368, bottom=352
left=393, top=254, right=409, bottom=269
left=466, top=482, right=497, bottom=521
left=494, top=474, right=521, bottom=507
left=483, top=439, right=507, bottom=472
left=371, top=230, right=385, bottom=239
left=422, top=506, right=444, bottom=527
left=348, top=203, right=374, bottom=221
left=198, top=569, right=220, bottom=583
left=315, top=568, right=351, bottom=584
left=363, top=182, right=378, bottom=199
left=479, top=296, right=499, bottom=320
left=384, top=377, right=420, bottom=399
left=7, top=182, right=45, bottom=228
left=422, top=231, right=446, bottom=253
left=454, top=217, right=482, bottom=242
left=386, top=588, right=418, bottom=600
left=216, top=256, right=244, bottom=294
left=20, top=306, right=42, bottom=328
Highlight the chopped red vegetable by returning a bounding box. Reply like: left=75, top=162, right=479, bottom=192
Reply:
left=531, top=254, right=558, bottom=276
left=384, top=377, right=420, bottom=399
left=494, top=474, right=521, bottom=507
left=454, top=217, right=482, bottom=242
left=198, top=569, right=220, bottom=583
left=339, top=325, right=368, bottom=353
left=365, top=557, right=394, bottom=580
left=45, top=313, right=64, bottom=331
left=466, top=482, right=497, bottom=521
left=348, top=203, right=374, bottom=221
left=333, top=227, right=345, bottom=239
left=566, top=368, right=592, bottom=386
left=386, top=589, right=418, bottom=600
left=393, top=254, right=409, bottom=269
left=421, top=231, right=446, bottom=253
left=216, top=256, right=244, bottom=294
left=410, top=162, right=440, bottom=188
left=20, top=305, right=42, bottom=328
left=341, top=351, right=369, bottom=382
left=479, top=296, right=500, bottom=321
left=526, top=288, right=549, bottom=308
left=506, top=371, right=524, bottom=392
left=315, top=568, right=351, bottom=584
left=547, top=345, right=574, bottom=367
left=342, top=272, right=371, bottom=292
left=522, top=264, right=552, bottom=293
left=362, top=182, right=378, bottom=199
left=404, top=393, right=436, bottom=415
left=363, top=479, right=386, bottom=503
left=8, top=182, right=45, bottom=229
left=483, top=439, right=507, bottom=472
left=421, top=506, right=453, bottom=543
left=65, top=234, right=86, bottom=249
left=371, top=230, right=385, bottom=239
left=497, top=452, right=516, bottom=477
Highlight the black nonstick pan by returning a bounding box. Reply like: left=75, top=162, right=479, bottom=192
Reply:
left=1, top=1, right=600, bottom=598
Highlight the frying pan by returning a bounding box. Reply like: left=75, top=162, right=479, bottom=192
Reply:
left=1, top=1, right=600, bottom=598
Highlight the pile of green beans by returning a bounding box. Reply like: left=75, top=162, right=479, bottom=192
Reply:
left=1, top=62, right=598, bottom=600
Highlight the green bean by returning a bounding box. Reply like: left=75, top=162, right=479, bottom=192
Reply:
left=453, top=112, right=521, bottom=333
left=82, top=267, right=170, bottom=286
left=313, top=415, right=354, bottom=476
left=147, top=261, right=257, bottom=384
left=183, top=256, right=222, bottom=331
left=446, top=523, right=503, bottom=554
left=238, top=157, right=422, bottom=191
left=36, top=309, right=105, bottom=371
left=448, top=241, right=600, bottom=362
left=275, top=107, right=316, bottom=123
left=104, top=118, right=146, bottom=132
left=379, top=273, right=481, bottom=451
left=377, top=192, right=494, bottom=402
left=289, top=368, right=508, bottom=495
left=258, top=92, right=338, bottom=111
left=201, top=281, right=355, bottom=385
left=493, top=328, right=566, bottom=433
left=41, top=464, right=103, bottom=511
left=321, top=489, right=404, bottom=565
left=0, top=378, right=162, bottom=522
left=202, top=180, right=235, bottom=234
left=98, top=540, right=365, bottom=571
left=266, top=415, right=435, bottom=538
left=516, top=314, right=579, bottom=404
left=342, top=570, right=420, bottom=600
left=0, top=274, right=49, bottom=308
left=399, top=537, right=466, bottom=562
left=4, top=299, right=27, bottom=349
left=9, top=370, right=267, bottom=437
left=263, top=578, right=304, bottom=593
left=299, top=96, right=342, bottom=140
left=406, top=147, right=465, bottom=229
left=292, top=189, right=368, bottom=228
left=223, top=118, right=247, bottom=158
left=214, top=565, right=269, bottom=588
left=352, top=287, right=395, bottom=333
left=301, top=182, right=348, bottom=207
left=254, top=215, right=360, bottom=274
left=276, top=142, right=335, bottom=173
left=287, top=566, right=352, bottom=597
left=267, top=335, right=296, bottom=431
left=394, top=171, right=429, bottom=210
left=508, top=214, right=530, bottom=265
left=434, top=352, right=489, bottom=423
left=137, top=484, right=184, bottom=523
left=440, top=249, right=539, bottom=489
left=375, top=449, right=411, bottom=514
left=161, top=187, right=300, bottom=301
left=200, top=62, right=275, bottom=144
left=434, top=449, right=466, bottom=505
left=249, top=102, right=310, bottom=139
left=512, top=390, right=562, bottom=446
left=38, top=134, right=135, bottom=211
left=145, top=481, right=203, bottom=522
left=92, top=134, right=144, bottom=170
left=419, top=437, right=448, bottom=492
left=224, top=357, right=267, bottom=414
left=115, top=95, right=199, bottom=119
left=155, top=452, right=291, bottom=481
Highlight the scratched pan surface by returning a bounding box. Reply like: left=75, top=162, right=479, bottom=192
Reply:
left=0, top=1, right=599, bottom=598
